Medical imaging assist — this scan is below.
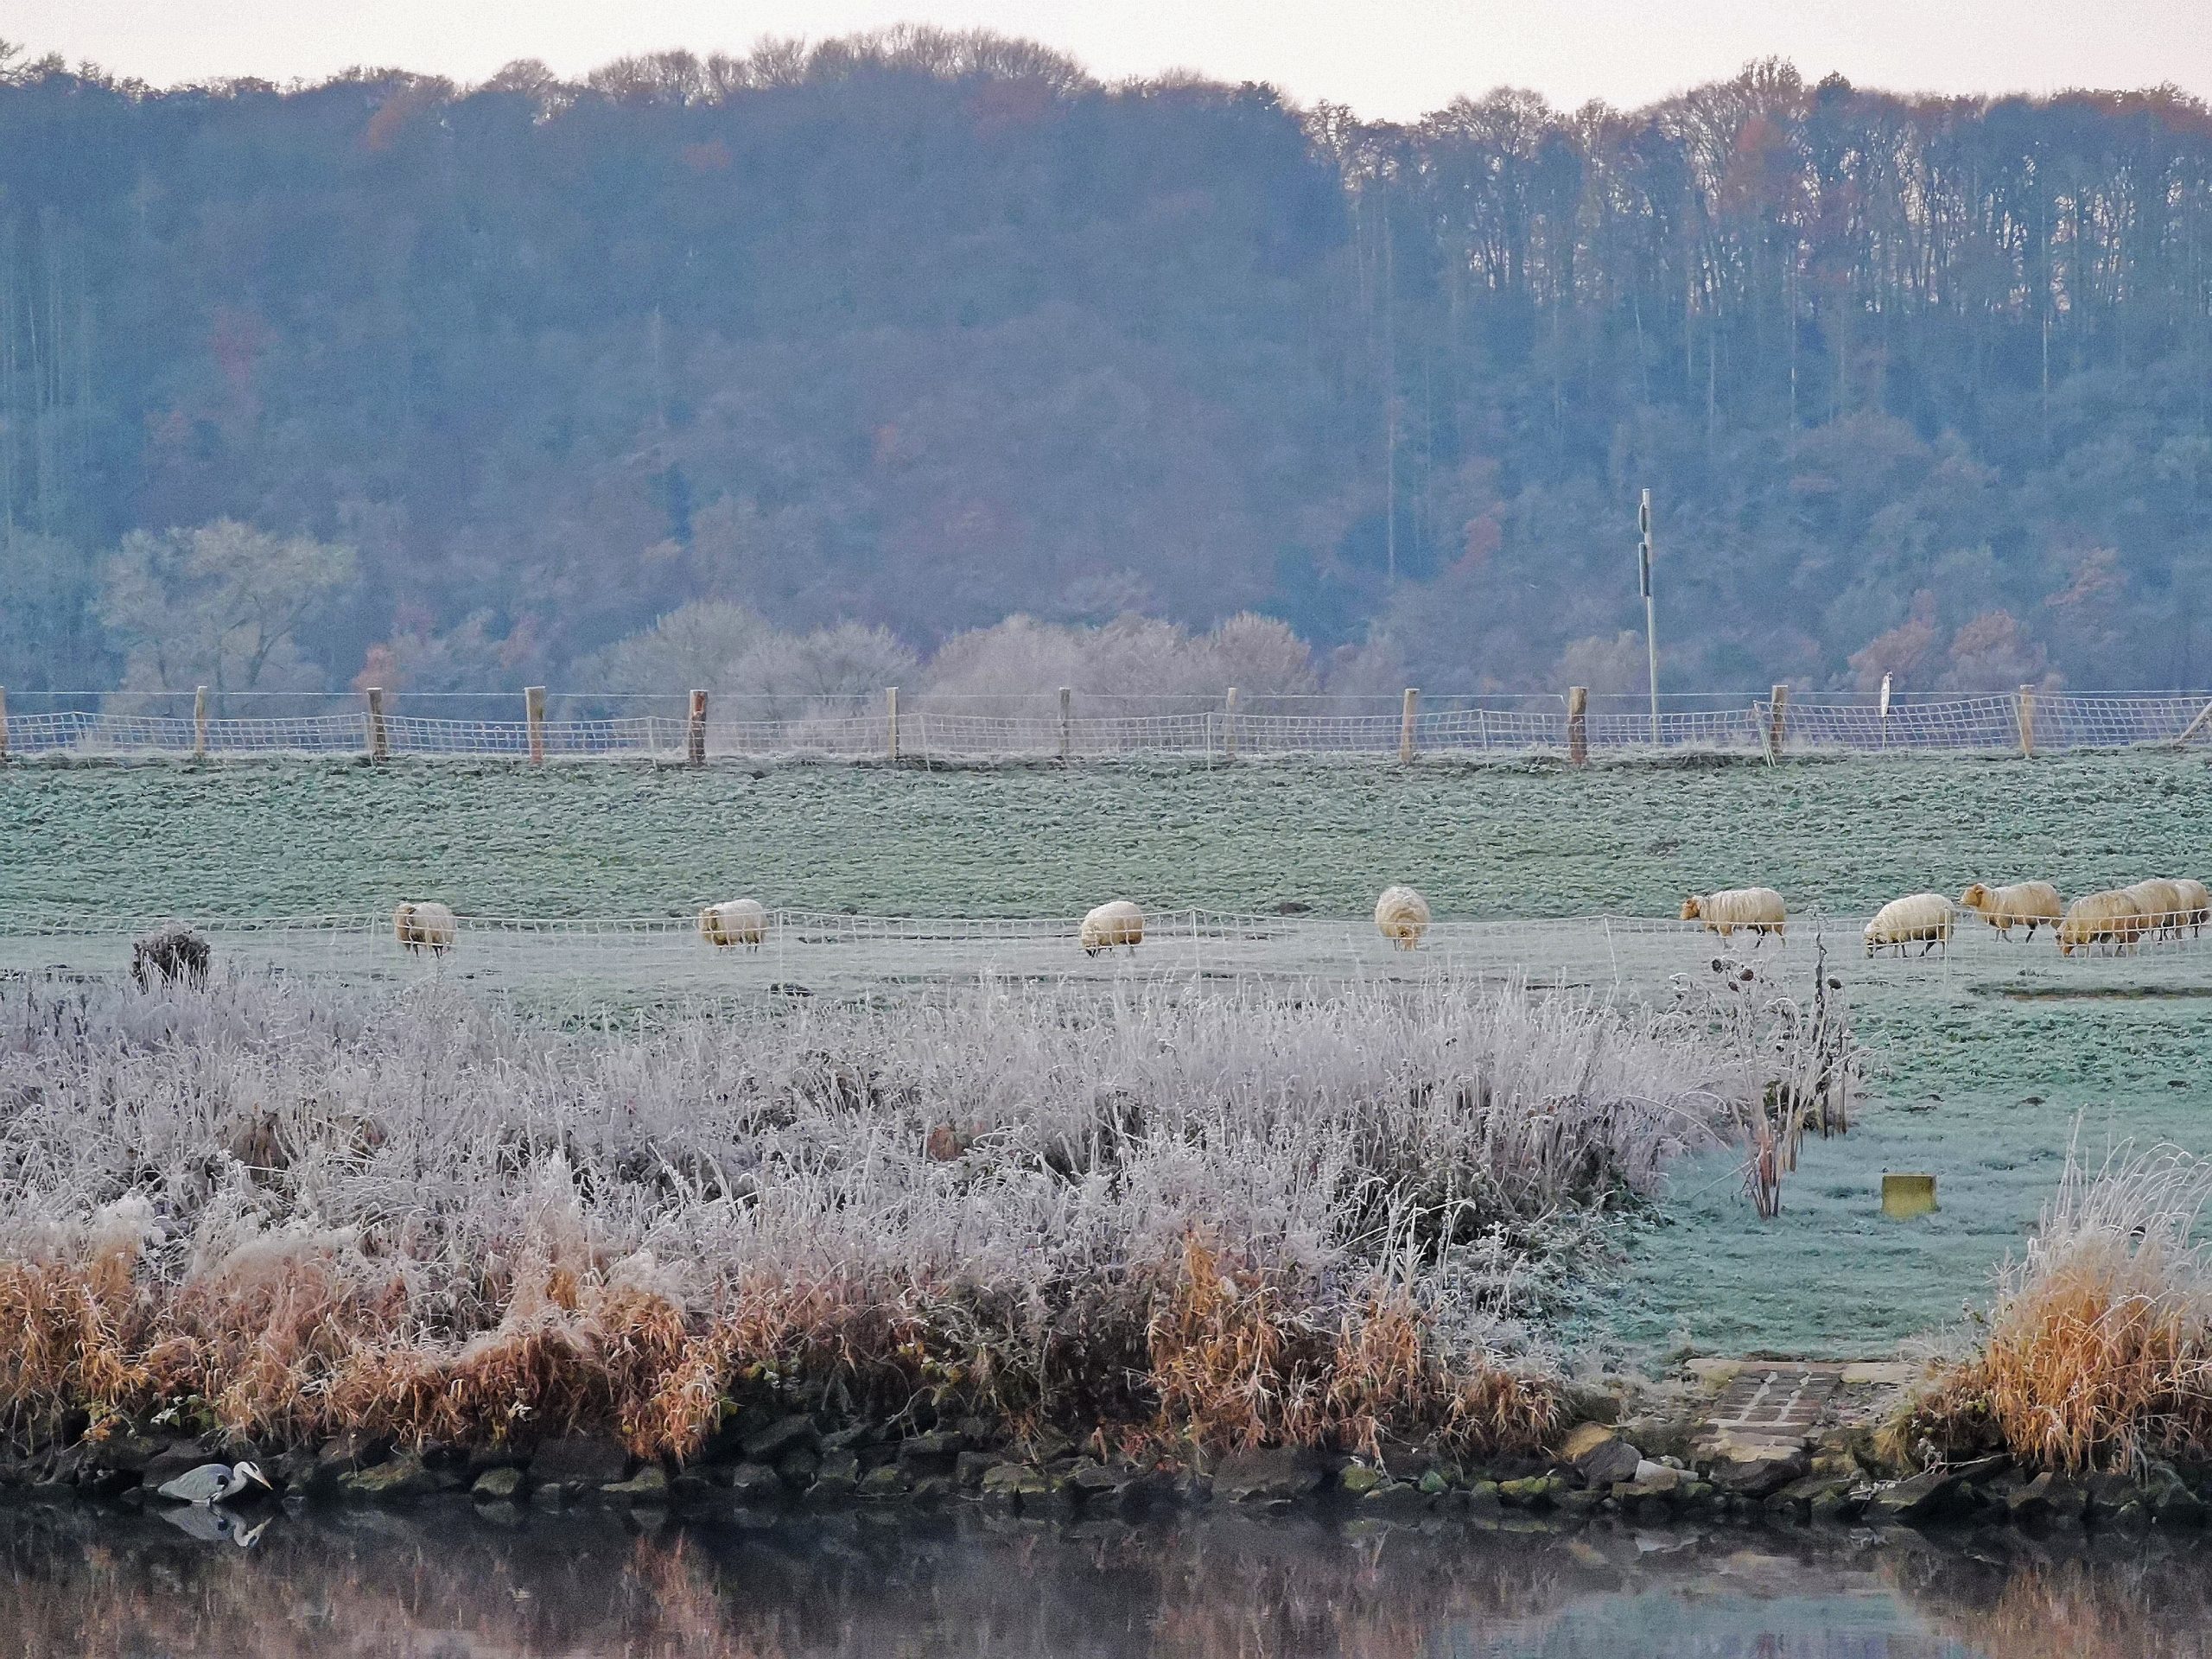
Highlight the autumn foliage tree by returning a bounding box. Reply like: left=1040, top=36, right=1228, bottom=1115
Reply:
left=2, top=37, right=2209, bottom=692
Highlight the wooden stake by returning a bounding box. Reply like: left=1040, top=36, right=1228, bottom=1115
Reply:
left=1399, top=687, right=1419, bottom=764
left=1567, top=684, right=1588, bottom=766
left=686, top=689, right=707, bottom=767
left=1058, top=685, right=1071, bottom=766
left=887, top=686, right=899, bottom=762
left=1224, top=687, right=1239, bottom=761
left=1768, top=683, right=1789, bottom=757
left=365, top=686, right=388, bottom=761
left=2017, top=683, right=2037, bottom=758
left=0, top=686, right=10, bottom=761
left=2176, top=695, right=2212, bottom=749
left=525, top=685, right=547, bottom=766
left=193, top=685, right=209, bottom=759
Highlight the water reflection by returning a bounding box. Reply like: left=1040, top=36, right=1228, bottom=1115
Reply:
left=3, top=1497, right=2209, bottom=1658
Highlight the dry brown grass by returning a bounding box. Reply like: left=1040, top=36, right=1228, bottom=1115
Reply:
left=3, top=1231, right=1554, bottom=1462
left=1144, top=1234, right=1554, bottom=1461
left=0, top=969, right=1761, bottom=1460
left=1908, top=1139, right=2212, bottom=1473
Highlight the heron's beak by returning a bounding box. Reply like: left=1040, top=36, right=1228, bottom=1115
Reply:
left=246, top=1465, right=273, bottom=1491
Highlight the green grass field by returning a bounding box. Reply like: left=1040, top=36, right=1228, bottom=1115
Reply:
left=5, top=748, right=2209, bottom=1361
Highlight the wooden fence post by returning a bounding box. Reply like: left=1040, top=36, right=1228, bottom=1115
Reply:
left=193, top=685, right=209, bottom=759
left=887, top=686, right=899, bottom=762
left=2176, top=696, right=2212, bottom=749
left=1224, top=687, right=1239, bottom=761
left=1567, top=685, right=1588, bottom=766
left=2017, top=683, right=2037, bottom=758
left=1878, top=672, right=1892, bottom=751
left=1399, top=687, right=1419, bottom=763
left=365, top=686, right=388, bottom=761
left=1058, top=686, right=1071, bottom=765
left=686, top=689, right=708, bottom=767
left=1768, top=682, right=1789, bottom=757
left=524, top=685, right=547, bottom=766
left=0, top=686, right=10, bottom=762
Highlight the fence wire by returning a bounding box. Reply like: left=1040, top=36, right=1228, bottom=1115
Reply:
left=8, top=690, right=2211, bottom=763
left=3, top=903, right=2204, bottom=1005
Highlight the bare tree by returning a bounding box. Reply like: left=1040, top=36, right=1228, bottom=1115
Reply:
left=99, top=520, right=355, bottom=706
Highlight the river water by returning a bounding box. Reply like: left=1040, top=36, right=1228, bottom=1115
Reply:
left=3, top=1497, right=2207, bottom=1657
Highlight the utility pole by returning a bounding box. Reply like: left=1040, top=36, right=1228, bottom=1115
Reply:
left=1639, top=488, right=1659, bottom=745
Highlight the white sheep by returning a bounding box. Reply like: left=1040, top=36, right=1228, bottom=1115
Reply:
left=1864, top=893, right=1954, bottom=957
left=392, top=901, right=458, bottom=955
left=1373, top=885, right=1432, bottom=950
left=698, top=898, right=768, bottom=950
left=2124, top=878, right=2188, bottom=941
left=2057, top=889, right=2147, bottom=957
left=1679, top=887, right=1786, bottom=943
left=1079, top=899, right=1145, bottom=957
left=1957, top=880, right=2063, bottom=941
left=2175, top=878, right=2210, bottom=938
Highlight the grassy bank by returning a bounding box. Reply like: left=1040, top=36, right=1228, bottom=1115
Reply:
left=7, top=751, right=2206, bottom=1363
left=1909, top=1141, right=2212, bottom=1474
left=0, top=970, right=1811, bottom=1463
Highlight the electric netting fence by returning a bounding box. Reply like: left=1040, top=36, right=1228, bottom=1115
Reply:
left=3, top=904, right=2205, bottom=1005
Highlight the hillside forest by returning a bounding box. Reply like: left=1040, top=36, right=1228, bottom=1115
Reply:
left=3, top=31, right=2212, bottom=702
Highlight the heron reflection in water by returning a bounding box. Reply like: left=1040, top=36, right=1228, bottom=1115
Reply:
left=156, top=1461, right=271, bottom=1505
left=158, top=1504, right=273, bottom=1548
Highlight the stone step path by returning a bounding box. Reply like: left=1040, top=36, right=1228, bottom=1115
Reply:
left=1687, top=1358, right=1916, bottom=1455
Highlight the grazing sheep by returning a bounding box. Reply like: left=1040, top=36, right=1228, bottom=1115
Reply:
left=2056, top=890, right=2147, bottom=957
left=392, top=901, right=458, bottom=955
left=1864, top=893, right=1955, bottom=957
left=1080, top=899, right=1145, bottom=957
left=1374, top=885, right=1432, bottom=950
left=698, top=898, right=769, bottom=950
left=2123, top=878, right=2188, bottom=941
left=1957, top=880, right=2063, bottom=941
left=1679, top=887, right=1786, bottom=943
left=2176, top=879, right=2211, bottom=938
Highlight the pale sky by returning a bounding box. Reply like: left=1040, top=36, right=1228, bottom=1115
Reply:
left=11, top=0, right=2210, bottom=119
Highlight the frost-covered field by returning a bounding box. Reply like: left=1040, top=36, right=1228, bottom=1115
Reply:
left=2, top=749, right=2206, bottom=920
left=2, top=749, right=2207, bottom=1360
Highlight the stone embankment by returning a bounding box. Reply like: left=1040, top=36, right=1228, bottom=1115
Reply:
left=7, top=1358, right=2206, bottom=1538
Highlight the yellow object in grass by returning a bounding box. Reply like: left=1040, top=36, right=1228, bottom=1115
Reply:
left=1883, top=1172, right=1938, bottom=1219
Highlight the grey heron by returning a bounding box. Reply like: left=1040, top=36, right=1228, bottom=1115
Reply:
left=155, top=1460, right=272, bottom=1505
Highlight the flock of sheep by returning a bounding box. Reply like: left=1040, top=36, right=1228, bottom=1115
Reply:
left=1675, top=877, right=2211, bottom=959
left=384, top=878, right=2210, bottom=962
left=1854, top=877, right=2210, bottom=957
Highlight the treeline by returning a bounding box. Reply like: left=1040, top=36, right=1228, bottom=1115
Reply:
left=3, top=30, right=2211, bottom=694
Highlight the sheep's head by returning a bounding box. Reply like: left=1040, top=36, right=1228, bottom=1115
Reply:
left=1959, top=882, right=1989, bottom=909
left=1679, top=896, right=1703, bottom=921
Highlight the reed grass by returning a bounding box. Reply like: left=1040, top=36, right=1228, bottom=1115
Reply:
left=1910, top=1136, right=2212, bottom=1472
left=0, top=969, right=1775, bottom=1461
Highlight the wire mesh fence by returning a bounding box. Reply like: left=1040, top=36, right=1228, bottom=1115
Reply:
left=3, top=902, right=2205, bottom=1005
left=5, top=689, right=2212, bottom=763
